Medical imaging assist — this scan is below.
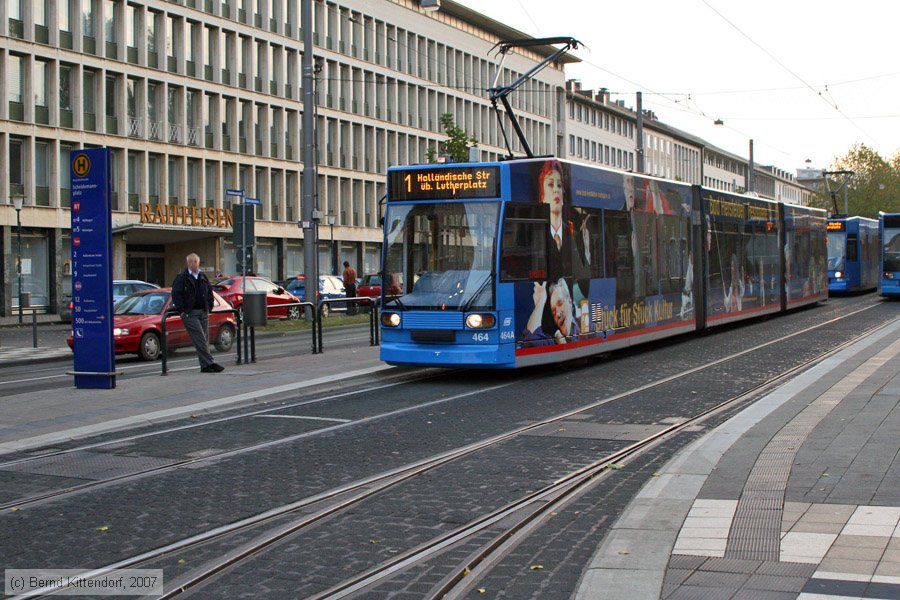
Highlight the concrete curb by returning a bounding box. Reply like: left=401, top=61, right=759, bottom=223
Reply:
left=0, top=363, right=398, bottom=455
left=0, top=322, right=371, bottom=367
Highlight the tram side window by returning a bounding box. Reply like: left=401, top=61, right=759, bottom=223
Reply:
left=632, top=212, right=659, bottom=297
left=574, top=206, right=603, bottom=279
left=659, top=215, right=688, bottom=295
left=500, top=204, right=548, bottom=282
left=846, top=233, right=858, bottom=261
left=708, top=218, right=741, bottom=299
left=603, top=210, right=635, bottom=303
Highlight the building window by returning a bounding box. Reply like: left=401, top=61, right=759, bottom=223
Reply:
left=205, top=162, right=215, bottom=206
left=168, top=157, right=178, bottom=200
left=83, top=69, right=96, bottom=113
left=8, top=0, right=21, bottom=21
left=104, top=0, right=116, bottom=42
left=34, top=0, right=47, bottom=26
left=34, top=60, right=49, bottom=107
left=126, top=4, right=137, bottom=48
left=146, top=11, right=156, bottom=53
left=82, top=0, right=94, bottom=37
left=7, top=54, right=23, bottom=104
left=9, top=137, right=24, bottom=193
left=105, top=75, right=116, bottom=117
left=59, top=0, right=70, bottom=31
left=35, top=141, right=50, bottom=204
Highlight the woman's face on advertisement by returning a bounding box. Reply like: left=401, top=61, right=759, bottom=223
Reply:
left=541, top=170, right=563, bottom=216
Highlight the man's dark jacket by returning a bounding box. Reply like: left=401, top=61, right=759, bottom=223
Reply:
left=172, top=269, right=214, bottom=313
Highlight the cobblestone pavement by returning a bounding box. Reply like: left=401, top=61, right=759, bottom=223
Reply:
left=0, top=295, right=891, bottom=599
left=169, top=300, right=893, bottom=597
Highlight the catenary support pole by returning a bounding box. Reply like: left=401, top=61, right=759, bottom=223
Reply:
left=302, top=0, right=318, bottom=320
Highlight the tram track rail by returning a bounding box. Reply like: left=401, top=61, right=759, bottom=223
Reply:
left=12, top=302, right=889, bottom=600
left=314, top=313, right=898, bottom=600
left=0, top=370, right=447, bottom=511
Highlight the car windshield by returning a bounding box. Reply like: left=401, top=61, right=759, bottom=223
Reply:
left=827, top=232, right=845, bottom=270
left=115, top=291, right=170, bottom=315
left=362, top=275, right=382, bottom=286
left=285, top=279, right=305, bottom=292
left=212, top=278, right=234, bottom=290
left=382, top=201, right=498, bottom=310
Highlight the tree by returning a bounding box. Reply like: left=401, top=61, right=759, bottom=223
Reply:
left=426, top=113, right=477, bottom=163
left=808, top=143, right=900, bottom=218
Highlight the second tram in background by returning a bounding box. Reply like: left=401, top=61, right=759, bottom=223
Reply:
left=378, top=158, right=827, bottom=369
left=826, top=216, right=880, bottom=293
left=881, top=212, right=900, bottom=298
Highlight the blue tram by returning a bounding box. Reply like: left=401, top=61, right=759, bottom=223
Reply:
left=378, top=159, right=827, bottom=369
left=826, top=217, right=880, bottom=293
left=881, top=212, right=900, bottom=298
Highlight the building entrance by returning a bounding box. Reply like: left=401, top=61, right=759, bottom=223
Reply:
left=126, top=249, right=166, bottom=287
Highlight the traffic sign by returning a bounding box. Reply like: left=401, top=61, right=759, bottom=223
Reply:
left=226, top=189, right=244, bottom=197
left=244, top=197, right=261, bottom=206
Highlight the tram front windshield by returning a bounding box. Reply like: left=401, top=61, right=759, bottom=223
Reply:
left=827, top=232, right=845, bottom=270
left=885, top=228, right=900, bottom=272
left=383, top=202, right=499, bottom=310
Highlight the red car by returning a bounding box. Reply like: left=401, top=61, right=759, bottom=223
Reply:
left=67, top=288, right=237, bottom=361
left=357, top=274, right=382, bottom=303
left=211, top=276, right=302, bottom=321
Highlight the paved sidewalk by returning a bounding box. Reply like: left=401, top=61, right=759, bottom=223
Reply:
left=0, top=346, right=72, bottom=365
left=0, top=342, right=403, bottom=455
left=577, top=317, right=900, bottom=600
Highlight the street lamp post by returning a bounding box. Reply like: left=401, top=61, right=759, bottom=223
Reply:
left=326, top=214, right=336, bottom=274
left=12, top=195, right=24, bottom=323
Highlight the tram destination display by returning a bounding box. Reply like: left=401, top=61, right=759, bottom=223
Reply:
left=388, top=166, right=500, bottom=201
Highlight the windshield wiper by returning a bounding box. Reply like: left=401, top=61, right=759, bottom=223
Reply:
left=385, top=294, right=405, bottom=310
left=462, top=273, right=494, bottom=312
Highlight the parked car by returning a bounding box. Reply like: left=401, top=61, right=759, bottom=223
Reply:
left=211, top=276, right=301, bottom=321
left=279, top=275, right=347, bottom=317
left=66, top=288, right=236, bottom=361
left=61, top=280, right=159, bottom=323
left=357, top=274, right=382, bottom=301
left=113, top=280, right=159, bottom=303
left=356, top=274, right=385, bottom=311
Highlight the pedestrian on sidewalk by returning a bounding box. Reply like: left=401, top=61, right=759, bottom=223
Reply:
left=343, top=260, right=358, bottom=315
left=172, top=253, right=224, bottom=373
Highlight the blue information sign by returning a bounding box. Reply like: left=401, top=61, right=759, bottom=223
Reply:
left=225, top=189, right=244, bottom=197
left=244, top=197, right=261, bottom=205
left=71, top=148, right=116, bottom=389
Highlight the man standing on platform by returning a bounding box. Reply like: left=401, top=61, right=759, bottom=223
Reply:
left=172, top=253, right=224, bottom=373
left=343, top=260, right=358, bottom=315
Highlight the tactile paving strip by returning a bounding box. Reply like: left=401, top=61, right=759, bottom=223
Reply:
left=725, top=339, right=900, bottom=561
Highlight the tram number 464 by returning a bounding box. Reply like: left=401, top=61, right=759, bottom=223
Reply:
left=472, top=332, right=491, bottom=342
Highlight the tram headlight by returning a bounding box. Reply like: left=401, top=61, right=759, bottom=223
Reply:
left=834, top=271, right=843, bottom=279
left=886, top=272, right=895, bottom=279
left=381, top=312, right=401, bottom=327
left=465, top=313, right=496, bottom=329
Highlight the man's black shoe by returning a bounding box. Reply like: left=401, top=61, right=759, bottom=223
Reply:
left=211, top=363, right=225, bottom=372
left=201, top=365, right=216, bottom=373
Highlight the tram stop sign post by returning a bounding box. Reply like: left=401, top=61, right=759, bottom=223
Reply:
left=70, top=148, right=116, bottom=389
left=231, top=193, right=257, bottom=277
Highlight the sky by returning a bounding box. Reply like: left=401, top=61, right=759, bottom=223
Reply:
left=454, top=0, right=900, bottom=174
